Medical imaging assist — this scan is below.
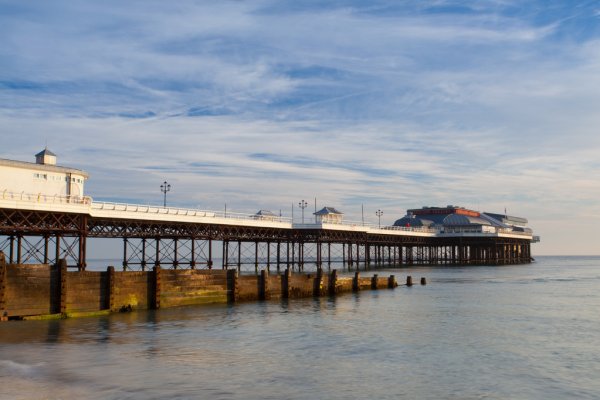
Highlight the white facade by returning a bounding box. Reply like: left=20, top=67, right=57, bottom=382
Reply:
left=0, top=150, right=88, bottom=198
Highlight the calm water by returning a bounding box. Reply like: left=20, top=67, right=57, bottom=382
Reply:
left=1, top=256, right=600, bottom=399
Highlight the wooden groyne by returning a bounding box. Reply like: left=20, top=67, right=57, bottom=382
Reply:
left=0, top=253, right=408, bottom=321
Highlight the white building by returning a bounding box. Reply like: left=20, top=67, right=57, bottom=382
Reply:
left=0, top=149, right=88, bottom=199
left=314, top=207, right=344, bottom=224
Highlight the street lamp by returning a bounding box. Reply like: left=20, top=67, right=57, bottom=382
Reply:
left=160, top=181, right=171, bottom=207
left=298, top=199, right=308, bottom=223
left=376, top=209, right=383, bottom=228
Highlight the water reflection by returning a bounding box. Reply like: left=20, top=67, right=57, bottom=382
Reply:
left=1, top=257, right=600, bottom=399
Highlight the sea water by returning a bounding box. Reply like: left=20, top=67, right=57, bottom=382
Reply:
left=1, top=256, right=599, bottom=399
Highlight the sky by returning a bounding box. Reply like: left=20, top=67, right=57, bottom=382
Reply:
left=1, top=0, right=600, bottom=255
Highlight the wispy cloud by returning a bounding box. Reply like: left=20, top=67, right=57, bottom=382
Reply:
left=1, top=0, right=600, bottom=254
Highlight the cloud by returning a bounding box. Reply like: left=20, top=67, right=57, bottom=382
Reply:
left=1, top=0, right=600, bottom=255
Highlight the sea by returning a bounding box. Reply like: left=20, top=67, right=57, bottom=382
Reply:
left=1, top=256, right=599, bottom=400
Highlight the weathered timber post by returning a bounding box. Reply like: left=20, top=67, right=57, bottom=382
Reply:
left=58, top=258, right=68, bottom=316
left=0, top=252, right=7, bottom=321
left=314, top=268, right=323, bottom=297
left=353, top=271, right=360, bottom=292
left=329, top=269, right=338, bottom=296
left=282, top=268, right=291, bottom=299
left=371, top=274, right=379, bottom=290
left=259, top=269, right=270, bottom=300
left=421, top=277, right=427, bottom=285
left=388, top=275, right=397, bottom=288
left=107, top=266, right=115, bottom=311
left=406, top=275, right=413, bottom=286
left=227, top=269, right=239, bottom=303
left=153, top=266, right=161, bottom=309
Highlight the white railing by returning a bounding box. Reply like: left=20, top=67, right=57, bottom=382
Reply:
left=380, top=225, right=438, bottom=234
left=1, top=189, right=91, bottom=205
left=90, top=201, right=292, bottom=223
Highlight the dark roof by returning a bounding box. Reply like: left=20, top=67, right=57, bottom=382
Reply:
left=35, top=148, right=57, bottom=157
left=483, top=212, right=528, bottom=225
left=393, top=215, right=434, bottom=227
left=443, top=214, right=491, bottom=226
left=314, top=207, right=343, bottom=215
left=255, top=210, right=276, bottom=217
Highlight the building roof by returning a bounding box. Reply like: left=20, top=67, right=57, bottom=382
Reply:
left=483, top=212, right=528, bottom=225
left=314, top=207, right=343, bottom=215
left=255, top=209, right=276, bottom=217
left=0, top=158, right=89, bottom=178
left=393, top=215, right=435, bottom=227
left=35, top=148, right=57, bottom=157
left=443, top=214, right=491, bottom=226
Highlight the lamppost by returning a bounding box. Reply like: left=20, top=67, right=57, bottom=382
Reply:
left=160, top=181, right=171, bottom=207
left=298, top=199, right=308, bottom=224
left=376, top=209, right=383, bottom=228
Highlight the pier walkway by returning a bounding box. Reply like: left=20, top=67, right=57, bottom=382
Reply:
left=0, top=191, right=535, bottom=270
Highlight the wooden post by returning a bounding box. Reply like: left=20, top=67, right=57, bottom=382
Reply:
left=107, top=266, right=115, bottom=311
left=388, top=275, right=397, bottom=288
left=58, top=258, right=68, bottom=316
left=0, top=252, right=7, bottom=321
left=329, top=269, right=338, bottom=296
left=371, top=273, right=379, bottom=290
left=406, top=275, right=413, bottom=286
left=153, top=266, right=161, bottom=309
left=421, top=277, right=427, bottom=285
left=282, top=268, right=290, bottom=299
left=353, top=271, right=360, bottom=292
left=314, top=268, right=323, bottom=297
left=259, top=269, right=270, bottom=300
left=227, top=269, right=239, bottom=303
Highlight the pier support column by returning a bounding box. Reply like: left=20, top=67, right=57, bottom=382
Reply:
left=16, top=235, right=22, bottom=264
left=173, top=238, right=179, bottom=269
left=237, top=240, right=242, bottom=272
left=43, top=235, right=49, bottom=265
left=141, top=238, right=147, bottom=271
left=155, top=238, right=161, bottom=267
left=255, top=241, right=259, bottom=273
left=122, top=238, right=128, bottom=271
left=208, top=239, right=213, bottom=270
left=190, top=238, right=196, bottom=269
left=276, top=241, right=281, bottom=272
left=222, top=240, right=229, bottom=270
left=8, top=236, right=14, bottom=264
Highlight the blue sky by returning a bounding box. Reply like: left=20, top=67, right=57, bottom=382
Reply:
left=1, top=0, right=600, bottom=255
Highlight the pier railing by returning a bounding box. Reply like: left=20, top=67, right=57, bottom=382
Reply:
left=90, top=201, right=293, bottom=223
left=1, top=189, right=91, bottom=205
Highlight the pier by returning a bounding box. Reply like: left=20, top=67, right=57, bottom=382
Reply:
left=0, top=150, right=538, bottom=320
left=0, top=191, right=535, bottom=271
